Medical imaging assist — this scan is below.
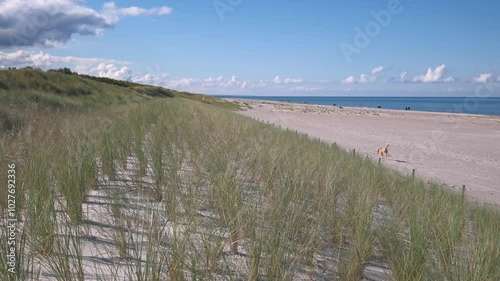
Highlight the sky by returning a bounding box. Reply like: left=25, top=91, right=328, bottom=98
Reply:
left=0, top=0, right=499, bottom=96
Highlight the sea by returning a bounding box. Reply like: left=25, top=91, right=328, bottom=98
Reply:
left=218, top=96, right=500, bottom=116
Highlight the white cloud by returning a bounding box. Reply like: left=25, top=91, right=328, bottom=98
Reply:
left=221, top=75, right=245, bottom=88
left=472, top=73, right=493, bottom=83
left=102, top=2, right=172, bottom=25
left=272, top=75, right=303, bottom=84
left=359, top=73, right=376, bottom=83
left=249, top=80, right=269, bottom=89
left=164, top=78, right=197, bottom=88
left=341, top=76, right=355, bottom=84
left=283, top=77, right=304, bottom=84
left=289, top=86, right=324, bottom=92
left=341, top=73, right=376, bottom=84
left=202, top=76, right=224, bottom=85
left=400, top=71, right=408, bottom=82
left=0, top=50, right=130, bottom=69
left=0, top=50, right=138, bottom=81
left=132, top=73, right=169, bottom=85
left=372, top=65, right=384, bottom=74
left=442, top=76, right=456, bottom=82
left=158, top=75, right=248, bottom=92
left=0, top=0, right=173, bottom=48
left=157, top=75, right=309, bottom=94
left=97, top=63, right=132, bottom=81
left=412, top=64, right=455, bottom=83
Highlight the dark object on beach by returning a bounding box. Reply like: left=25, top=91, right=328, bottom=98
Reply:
left=339, top=106, right=343, bottom=109
left=408, top=107, right=410, bottom=110
left=377, top=106, right=382, bottom=108
left=333, top=103, right=336, bottom=106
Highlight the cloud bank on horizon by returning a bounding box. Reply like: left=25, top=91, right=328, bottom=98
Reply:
left=0, top=0, right=499, bottom=96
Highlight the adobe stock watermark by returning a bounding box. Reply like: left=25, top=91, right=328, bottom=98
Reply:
left=339, top=0, right=410, bottom=63
left=213, top=0, right=243, bottom=21
left=6, top=163, right=17, bottom=275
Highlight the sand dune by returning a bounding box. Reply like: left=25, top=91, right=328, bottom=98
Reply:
left=230, top=99, right=500, bottom=206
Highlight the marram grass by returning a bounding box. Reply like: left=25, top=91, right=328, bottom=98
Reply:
left=0, top=97, right=499, bottom=280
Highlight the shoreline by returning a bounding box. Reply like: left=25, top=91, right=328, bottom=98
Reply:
left=223, top=97, right=500, bottom=118
left=227, top=98, right=500, bottom=206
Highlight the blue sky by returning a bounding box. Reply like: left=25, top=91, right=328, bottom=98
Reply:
left=1, top=0, right=499, bottom=96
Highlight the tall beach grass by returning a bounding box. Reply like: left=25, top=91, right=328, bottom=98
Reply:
left=0, top=97, right=499, bottom=280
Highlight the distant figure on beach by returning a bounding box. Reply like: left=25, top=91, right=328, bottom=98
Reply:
left=377, top=144, right=390, bottom=158
left=377, top=106, right=382, bottom=108
left=339, top=106, right=343, bottom=109
left=333, top=103, right=336, bottom=106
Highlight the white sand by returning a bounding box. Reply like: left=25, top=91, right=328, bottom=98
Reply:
left=230, top=99, right=500, bottom=206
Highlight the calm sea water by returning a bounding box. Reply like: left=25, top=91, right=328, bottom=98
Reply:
left=220, top=96, right=500, bottom=116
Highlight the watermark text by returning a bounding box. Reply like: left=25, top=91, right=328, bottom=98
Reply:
left=6, top=163, right=17, bottom=274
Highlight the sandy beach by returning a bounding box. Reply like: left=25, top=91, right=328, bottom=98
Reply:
left=230, top=98, right=500, bottom=206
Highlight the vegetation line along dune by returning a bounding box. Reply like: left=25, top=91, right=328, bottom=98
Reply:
left=0, top=68, right=499, bottom=280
